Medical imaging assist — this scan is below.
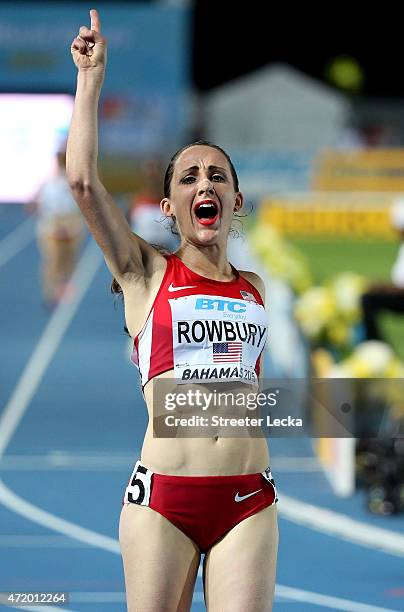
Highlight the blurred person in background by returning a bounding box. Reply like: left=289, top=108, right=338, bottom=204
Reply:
left=128, top=157, right=179, bottom=252
left=68, top=9, right=278, bottom=611
left=361, top=198, right=404, bottom=340
left=28, top=150, right=84, bottom=307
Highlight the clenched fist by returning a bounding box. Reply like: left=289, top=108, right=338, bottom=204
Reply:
left=71, top=9, right=107, bottom=79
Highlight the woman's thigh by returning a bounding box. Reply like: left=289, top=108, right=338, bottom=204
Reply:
left=119, top=503, right=201, bottom=612
left=37, top=233, right=56, bottom=263
left=55, top=239, right=76, bottom=271
left=203, top=504, right=278, bottom=612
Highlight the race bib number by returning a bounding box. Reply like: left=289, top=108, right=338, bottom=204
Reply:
left=169, top=294, right=267, bottom=385
left=124, top=460, right=153, bottom=506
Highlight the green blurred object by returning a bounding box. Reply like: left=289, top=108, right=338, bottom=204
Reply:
left=325, top=54, right=365, bottom=93
left=290, top=238, right=397, bottom=282
left=290, top=238, right=404, bottom=359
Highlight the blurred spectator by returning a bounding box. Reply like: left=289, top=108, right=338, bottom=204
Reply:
left=361, top=122, right=399, bottom=147
left=361, top=198, right=404, bottom=339
left=28, top=151, right=84, bottom=307
left=128, top=157, right=178, bottom=252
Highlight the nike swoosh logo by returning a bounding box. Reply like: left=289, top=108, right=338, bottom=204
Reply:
left=168, top=283, right=197, bottom=292
left=234, top=489, right=262, bottom=502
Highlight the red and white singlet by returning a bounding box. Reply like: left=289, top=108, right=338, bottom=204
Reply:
left=131, top=254, right=268, bottom=387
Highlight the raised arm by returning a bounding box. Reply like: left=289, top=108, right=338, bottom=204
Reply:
left=66, top=9, right=164, bottom=285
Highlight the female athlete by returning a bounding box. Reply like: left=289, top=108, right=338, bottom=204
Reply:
left=68, top=9, right=278, bottom=611
left=30, top=150, right=84, bottom=307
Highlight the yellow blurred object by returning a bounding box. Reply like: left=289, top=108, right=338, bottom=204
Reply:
left=294, top=272, right=368, bottom=350
left=249, top=222, right=312, bottom=293
left=328, top=320, right=350, bottom=346
left=259, top=149, right=404, bottom=237
left=295, top=286, right=335, bottom=336
left=295, top=272, right=367, bottom=354
left=259, top=197, right=395, bottom=238
left=318, top=340, right=404, bottom=379
left=311, top=348, right=335, bottom=377
left=385, top=358, right=404, bottom=378
left=313, top=149, right=404, bottom=192
left=328, top=273, right=369, bottom=323
left=344, top=356, right=373, bottom=378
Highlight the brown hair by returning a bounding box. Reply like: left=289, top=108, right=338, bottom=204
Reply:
left=163, top=139, right=239, bottom=197
left=111, top=140, right=240, bottom=296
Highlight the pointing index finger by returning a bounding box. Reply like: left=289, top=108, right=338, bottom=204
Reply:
left=90, top=8, right=101, bottom=33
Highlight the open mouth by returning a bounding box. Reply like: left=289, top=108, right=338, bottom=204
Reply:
left=193, top=200, right=220, bottom=226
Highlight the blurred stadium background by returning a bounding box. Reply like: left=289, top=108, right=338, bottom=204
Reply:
left=1, top=1, right=404, bottom=611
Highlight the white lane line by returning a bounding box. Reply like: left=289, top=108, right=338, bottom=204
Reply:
left=275, top=585, right=399, bottom=611
left=0, top=535, right=92, bottom=548
left=0, top=240, right=101, bottom=458
left=0, top=216, right=35, bottom=268
left=279, top=492, right=404, bottom=558
left=0, top=597, right=76, bottom=612
left=0, top=478, right=120, bottom=555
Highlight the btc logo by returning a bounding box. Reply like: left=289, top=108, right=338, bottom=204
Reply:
left=195, top=298, right=246, bottom=313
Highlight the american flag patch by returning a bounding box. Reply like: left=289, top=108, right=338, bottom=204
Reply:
left=240, top=290, right=257, bottom=303
left=213, top=342, right=242, bottom=363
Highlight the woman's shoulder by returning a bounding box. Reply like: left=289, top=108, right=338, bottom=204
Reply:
left=238, top=270, right=266, bottom=303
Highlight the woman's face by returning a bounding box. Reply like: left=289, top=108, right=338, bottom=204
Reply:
left=161, top=145, right=243, bottom=246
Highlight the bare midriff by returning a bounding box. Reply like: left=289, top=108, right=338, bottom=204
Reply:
left=140, top=369, right=270, bottom=476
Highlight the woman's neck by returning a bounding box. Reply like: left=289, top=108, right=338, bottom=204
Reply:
left=175, top=243, right=234, bottom=281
